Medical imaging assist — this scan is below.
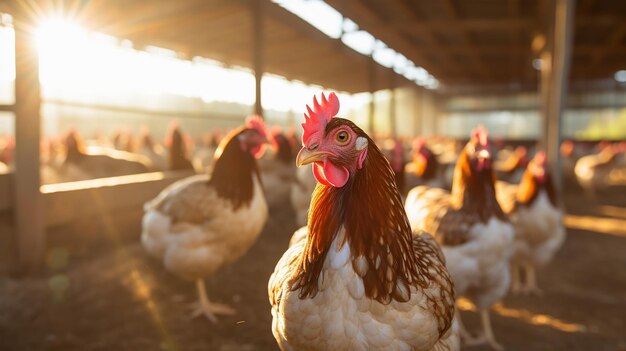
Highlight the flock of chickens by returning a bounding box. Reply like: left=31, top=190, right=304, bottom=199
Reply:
left=137, top=92, right=594, bottom=351
left=0, top=92, right=624, bottom=350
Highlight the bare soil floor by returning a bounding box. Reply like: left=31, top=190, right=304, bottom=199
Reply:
left=1, top=190, right=625, bottom=351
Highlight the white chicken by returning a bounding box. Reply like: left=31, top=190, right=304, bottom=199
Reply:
left=575, top=142, right=626, bottom=198
left=142, top=115, right=269, bottom=322
left=269, top=93, right=457, bottom=351
left=405, top=127, right=514, bottom=350
left=496, top=151, right=565, bottom=295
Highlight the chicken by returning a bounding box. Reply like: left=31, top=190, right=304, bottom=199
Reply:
left=62, top=130, right=152, bottom=179
left=496, top=151, right=564, bottom=295
left=290, top=165, right=317, bottom=228
left=388, top=138, right=407, bottom=195
left=269, top=92, right=457, bottom=351
left=405, top=126, right=514, bottom=350
left=142, top=115, right=269, bottom=322
left=167, top=125, right=195, bottom=171
left=405, top=138, right=445, bottom=191
left=258, top=128, right=297, bottom=207
left=136, top=128, right=167, bottom=172
left=192, top=131, right=220, bottom=172
left=495, top=146, right=528, bottom=184
left=575, top=143, right=626, bottom=198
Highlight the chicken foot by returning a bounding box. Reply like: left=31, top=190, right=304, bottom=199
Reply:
left=463, top=309, right=504, bottom=351
left=190, top=279, right=236, bottom=322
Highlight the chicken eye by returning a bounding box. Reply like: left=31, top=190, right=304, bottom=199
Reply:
left=336, top=131, right=349, bottom=143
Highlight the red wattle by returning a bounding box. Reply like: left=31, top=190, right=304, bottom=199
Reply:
left=251, top=144, right=266, bottom=158
left=313, top=160, right=349, bottom=187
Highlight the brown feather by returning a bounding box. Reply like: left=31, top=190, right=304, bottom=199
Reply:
left=208, top=126, right=262, bottom=210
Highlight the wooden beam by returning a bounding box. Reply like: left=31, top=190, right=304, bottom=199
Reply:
left=590, top=23, right=626, bottom=66
left=368, top=18, right=536, bottom=33
left=440, top=0, right=493, bottom=80
left=325, top=0, right=444, bottom=76
left=0, top=105, right=14, bottom=112
left=368, top=56, right=376, bottom=135
left=389, top=72, right=397, bottom=138
left=13, top=5, right=44, bottom=272
left=252, top=0, right=263, bottom=117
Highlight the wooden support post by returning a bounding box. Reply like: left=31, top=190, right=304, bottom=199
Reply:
left=13, top=13, right=44, bottom=272
left=389, top=72, right=397, bottom=138
left=368, top=56, right=376, bottom=136
left=252, top=0, right=263, bottom=118
left=543, top=0, right=574, bottom=192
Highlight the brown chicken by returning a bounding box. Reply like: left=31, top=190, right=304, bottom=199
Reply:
left=269, top=93, right=457, bottom=351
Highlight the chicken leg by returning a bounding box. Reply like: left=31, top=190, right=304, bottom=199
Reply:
left=510, top=263, right=522, bottom=294
left=464, top=309, right=503, bottom=351
left=522, top=262, right=543, bottom=296
left=190, top=279, right=236, bottom=322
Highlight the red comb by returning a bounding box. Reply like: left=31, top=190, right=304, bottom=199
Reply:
left=471, top=125, right=489, bottom=147
left=302, top=92, right=340, bottom=145
left=246, top=114, right=268, bottom=139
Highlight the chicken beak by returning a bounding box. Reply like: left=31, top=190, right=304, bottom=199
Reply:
left=296, top=148, right=327, bottom=167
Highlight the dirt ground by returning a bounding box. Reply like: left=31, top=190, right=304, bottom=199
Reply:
left=1, top=189, right=625, bottom=351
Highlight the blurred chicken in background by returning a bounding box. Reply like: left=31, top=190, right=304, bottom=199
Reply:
left=258, top=127, right=297, bottom=208
left=405, top=127, right=514, bottom=350
left=495, top=146, right=528, bottom=184
left=405, top=138, right=445, bottom=191
left=497, top=151, right=564, bottom=295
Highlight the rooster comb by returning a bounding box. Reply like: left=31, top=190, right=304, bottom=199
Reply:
left=302, top=92, right=340, bottom=144
left=246, top=114, right=268, bottom=139
left=471, top=125, right=489, bottom=147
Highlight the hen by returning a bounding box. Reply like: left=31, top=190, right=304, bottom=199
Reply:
left=496, top=151, right=564, bottom=295
left=258, top=128, right=297, bottom=207
left=575, top=143, right=626, bottom=198
left=387, top=138, right=407, bottom=195
left=136, top=128, right=167, bottom=172
left=405, top=127, right=514, bottom=350
left=166, top=125, right=195, bottom=172
left=269, top=93, right=457, bottom=351
left=495, top=146, right=528, bottom=184
left=405, top=138, right=445, bottom=191
left=142, top=116, right=269, bottom=322
left=62, top=131, right=152, bottom=179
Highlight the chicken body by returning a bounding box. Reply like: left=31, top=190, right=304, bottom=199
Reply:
left=143, top=174, right=267, bottom=279
left=496, top=153, right=564, bottom=294
left=575, top=144, right=626, bottom=197
left=271, top=228, right=457, bottom=351
left=258, top=132, right=296, bottom=207
left=406, top=187, right=514, bottom=309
